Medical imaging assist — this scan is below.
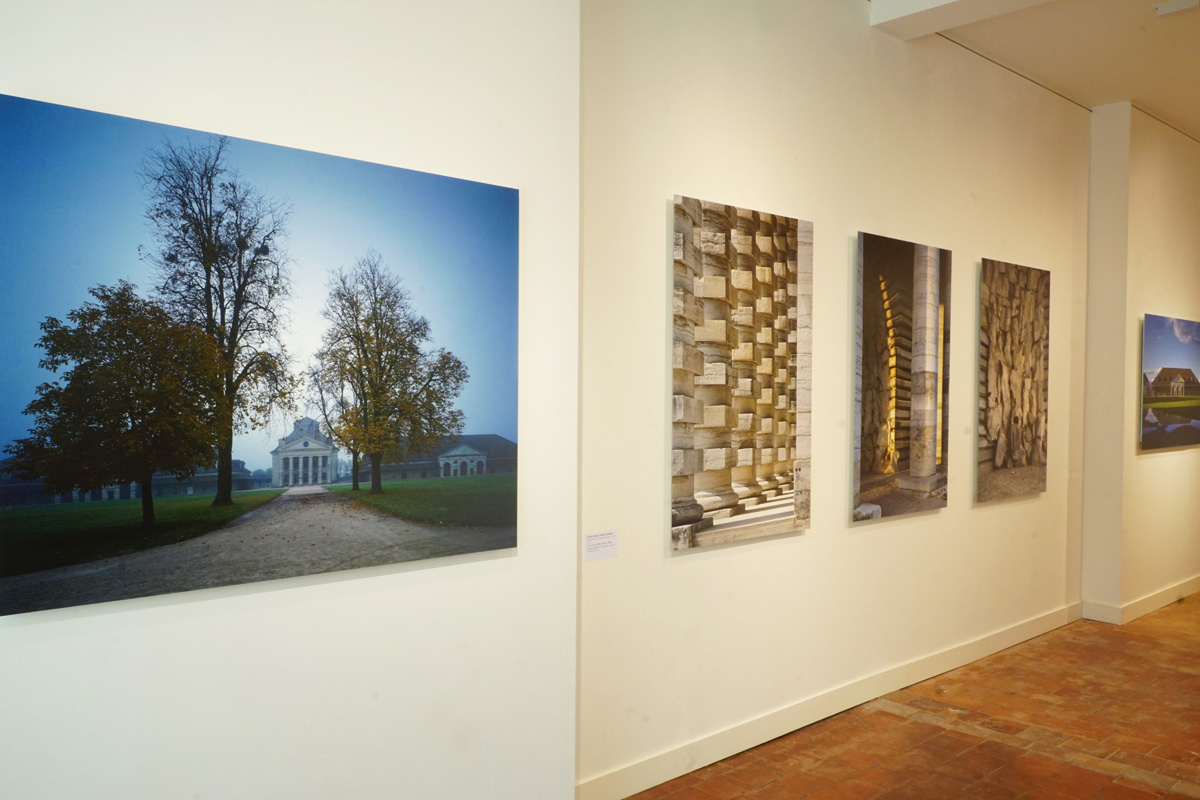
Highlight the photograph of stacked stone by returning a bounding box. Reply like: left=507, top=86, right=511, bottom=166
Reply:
left=977, top=259, right=1050, bottom=501
left=670, top=196, right=812, bottom=550
left=854, top=233, right=951, bottom=521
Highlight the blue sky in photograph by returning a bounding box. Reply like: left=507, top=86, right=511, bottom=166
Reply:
left=1142, top=314, right=1200, bottom=381
left=0, top=93, right=517, bottom=472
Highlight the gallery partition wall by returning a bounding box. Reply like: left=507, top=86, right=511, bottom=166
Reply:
left=579, top=1, right=1090, bottom=798
left=0, top=1, right=579, bottom=799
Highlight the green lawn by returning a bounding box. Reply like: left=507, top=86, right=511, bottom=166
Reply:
left=0, top=488, right=285, bottom=577
left=329, top=473, right=516, bottom=528
left=1143, top=398, right=1200, bottom=410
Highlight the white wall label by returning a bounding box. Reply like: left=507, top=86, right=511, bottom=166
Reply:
left=584, top=530, right=618, bottom=562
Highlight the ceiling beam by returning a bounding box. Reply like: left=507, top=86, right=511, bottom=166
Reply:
left=870, top=0, right=1059, bottom=40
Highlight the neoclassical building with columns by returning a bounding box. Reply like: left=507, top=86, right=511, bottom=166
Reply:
left=271, top=417, right=339, bottom=487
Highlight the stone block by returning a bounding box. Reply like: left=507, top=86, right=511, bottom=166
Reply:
left=737, top=412, right=755, bottom=432
left=731, top=269, right=755, bottom=291
left=696, top=361, right=729, bottom=385
left=732, top=306, right=755, bottom=328
left=699, top=231, right=728, bottom=255
left=672, top=448, right=703, bottom=477
left=853, top=503, right=882, bottom=521
left=701, top=404, right=737, bottom=429
left=756, top=296, right=774, bottom=315
left=673, top=342, right=704, bottom=375
left=737, top=447, right=756, bottom=467
left=672, top=395, right=703, bottom=424
left=695, top=319, right=733, bottom=344
left=756, top=265, right=775, bottom=286
left=703, top=448, right=735, bottom=470
left=732, top=342, right=755, bottom=363
left=896, top=471, right=946, bottom=494
left=695, top=275, right=732, bottom=302
left=673, top=288, right=699, bottom=323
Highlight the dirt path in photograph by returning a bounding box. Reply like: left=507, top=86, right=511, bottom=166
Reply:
left=0, top=485, right=516, bottom=616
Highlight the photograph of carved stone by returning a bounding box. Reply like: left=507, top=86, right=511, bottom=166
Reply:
left=670, top=196, right=812, bottom=550
left=977, top=259, right=1050, bottom=502
left=0, top=93, right=517, bottom=616
left=853, top=233, right=951, bottom=521
left=1140, top=313, right=1200, bottom=450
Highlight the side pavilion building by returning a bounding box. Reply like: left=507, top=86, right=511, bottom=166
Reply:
left=271, top=417, right=339, bottom=487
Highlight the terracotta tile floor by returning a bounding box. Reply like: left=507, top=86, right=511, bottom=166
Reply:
left=627, top=593, right=1200, bottom=800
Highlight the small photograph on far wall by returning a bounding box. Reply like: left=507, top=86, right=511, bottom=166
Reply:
left=670, top=196, right=813, bottom=550
left=1141, top=313, right=1200, bottom=450
left=977, top=259, right=1050, bottom=503
left=853, top=232, right=951, bottom=521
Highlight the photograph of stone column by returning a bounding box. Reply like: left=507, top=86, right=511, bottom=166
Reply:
left=853, top=232, right=951, bottom=521
left=1140, top=313, right=1200, bottom=450
left=671, top=196, right=812, bottom=550
left=977, top=259, right=1050, bottom=501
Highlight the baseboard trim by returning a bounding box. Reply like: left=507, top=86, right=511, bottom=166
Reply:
left=1120, top=574, right=1200, bottom=624
left=576, top=604, right=1076, bottom=800
left=1066, top=601, right=1083, bottom=622
left=1080, top=600, right=1123, bottom=624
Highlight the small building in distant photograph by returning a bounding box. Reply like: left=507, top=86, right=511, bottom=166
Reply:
left=0, top=458, right=258, bottom=507
left=358, top=434, right=517, bottom=482
left=1149, top=367, right=1200, bottom=397
left=271, top=417, right=339, bottom=487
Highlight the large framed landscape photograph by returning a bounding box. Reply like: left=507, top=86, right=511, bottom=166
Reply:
left=0, top=94, right=518, bottom=616
left=1141, top=313, right=1200, bottom=450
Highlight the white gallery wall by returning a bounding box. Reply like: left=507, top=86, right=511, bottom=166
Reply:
left=1082, top=104, right=1200, bottom=625
left=1122, top=110, right=1200, bottom=612
left=0, top=2, right=579, bottom=799
left=579, top=2, right=1090, bottom=798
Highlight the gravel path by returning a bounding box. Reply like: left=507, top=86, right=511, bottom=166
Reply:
left=0, top=485, right=516, bottom=616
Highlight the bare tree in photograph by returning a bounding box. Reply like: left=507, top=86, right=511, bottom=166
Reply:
left=140, top=136, right=295, bottom=506
left=4, top=282, right=222, bottom=529
left=313, top=250, right=468, bottom=494
left=308, top=355, right=366, bottom=491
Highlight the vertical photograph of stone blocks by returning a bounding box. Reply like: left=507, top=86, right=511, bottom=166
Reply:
left=853, top=232, right=951, bottom=521
left=977, top=259, right=1050, bottom=502
left=670, top=196, right=812, bottom=550
left=1140, top=313, right=1200, bottom=450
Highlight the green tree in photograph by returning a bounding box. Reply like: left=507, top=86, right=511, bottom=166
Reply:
left=312, top=250, right=468, bottom=494
left=4, top=282, right=223, bottom=529
left=140, top=136, right=294, bottom=507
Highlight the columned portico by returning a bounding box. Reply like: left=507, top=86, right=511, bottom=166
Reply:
left=270, top=418, right=339, bottom=487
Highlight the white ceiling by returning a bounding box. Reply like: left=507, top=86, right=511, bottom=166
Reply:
left=874, top=0, right=1200, bottom=141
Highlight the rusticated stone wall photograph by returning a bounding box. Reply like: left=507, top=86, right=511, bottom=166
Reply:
left=853, top=232, right=951, bottom=521
left=977, top=259, right=1049, bottom=502
left=671, top=196, right=812, bottom=550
